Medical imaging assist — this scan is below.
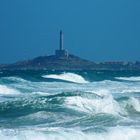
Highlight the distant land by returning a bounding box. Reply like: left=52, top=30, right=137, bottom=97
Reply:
left=0, top=31, right=140, bottom=71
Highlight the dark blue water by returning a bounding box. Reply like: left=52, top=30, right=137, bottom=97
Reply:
left=0, top=70, right=140, bottom=140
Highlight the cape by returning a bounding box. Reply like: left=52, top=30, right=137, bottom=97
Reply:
left=1, top=31, right=140, bottom=71
left=0, top=54, right=140, bottom=71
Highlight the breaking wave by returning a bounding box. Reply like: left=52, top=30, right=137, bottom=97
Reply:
left=115, top=76, right=140, bottom=81
left=65, top=90, right=124, bottom=115
left=129, top=97, right=140, bottom=112
left=42, top=72, right=89, bottom=83
left=0, top=127, right=140, bottom=140
left=0, top=70, right=140, bottom=140
left=0, top=85, right=20, bottom=96
left=2, top=76, right=28, bottom=83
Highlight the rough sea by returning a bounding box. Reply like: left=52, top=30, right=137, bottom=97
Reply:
left=0, top=70, right=140, bottom=140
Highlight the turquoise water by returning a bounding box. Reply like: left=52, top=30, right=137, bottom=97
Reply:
left=0, top=70, right=140, bottom=140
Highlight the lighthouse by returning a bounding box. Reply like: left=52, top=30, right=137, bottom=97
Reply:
left=55, top=30, right=68, bottom=58
left=60, top=30, right=64, bottom=50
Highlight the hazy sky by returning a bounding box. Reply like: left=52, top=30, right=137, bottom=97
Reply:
left=0, top=0, right=140, bottom=63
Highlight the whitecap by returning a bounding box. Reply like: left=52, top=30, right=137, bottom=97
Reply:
left=129, top=97, right=140, bottom=112
left=65, top=91, right=124, bottom=115
left=2, top=76, right=28, bottom=83
left=0, top=85, right=20, bottom=96
left=0, top=126, right=140, bottom=140
left=32, top=92, right=50, bottom=96
left=115, top=76, right=140, bottom=81
left=42, top=72, right=89, bottom=84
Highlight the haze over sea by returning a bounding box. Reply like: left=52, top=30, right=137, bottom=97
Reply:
left=0, top=70, right=140, bottom=140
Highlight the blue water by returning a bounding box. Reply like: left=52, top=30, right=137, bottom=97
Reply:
left=0, top=70, right=140, bottom=140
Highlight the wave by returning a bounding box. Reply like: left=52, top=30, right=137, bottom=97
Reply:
left=0, top=85, right=20, bottom=96
left=65, top=90, right=124, bottom=115
left=129, top=97, right=140, bottom=112
left=115, top=76, right=140, bottom=81
left=3, top=76, right=140, bottom=96
left=0, top=126, right=140, bottom=140
left=42, top=72, right=89, bottom=83
left=2, top=76, right=28, bottom=83
left=32, top=92, right=50, bottom=96
left=90, top=80, right=140, bottom=94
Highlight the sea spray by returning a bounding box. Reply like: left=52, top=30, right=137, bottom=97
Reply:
left=0, top=70, right=140, bottom=140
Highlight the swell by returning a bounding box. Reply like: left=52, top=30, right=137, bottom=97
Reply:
left=0, top=126, right=140, bottom=140
left=0, top=91, right=140, bottom=120
left=0, top=71, right=140, bottom=140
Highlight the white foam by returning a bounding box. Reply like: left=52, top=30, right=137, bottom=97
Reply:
left=42, top=72, right=89, bottom=84
left=65, top=90, right=124, bottom=115
left=116, top=76, right=140, bottom=81
left=32, top=92, right=50, bottom=96
left=2, top=77, right=28, bottom=83
left=18, top=111, right=48, bottom=121
left=90, top=80, right=140, bottom=94
left=129, top=97, right=140, bottom=112
left=94, top=89, right=110, bottom=97
left=0, top=85, right=20, bottom=96
left=0, top=127, right=140, bottom=140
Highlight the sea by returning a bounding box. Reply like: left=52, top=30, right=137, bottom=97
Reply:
left=0, top=70, right=140, bottom=140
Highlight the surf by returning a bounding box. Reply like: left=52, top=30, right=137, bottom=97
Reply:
left=0, top=70, right=140, bottom=140
left=42, top=72, right=89, bottom=83
left=0, top=127, right=140, bottom=140
left=0, top=85, right=20, bottom=96
left=115, top=76, right=140, bottom=81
